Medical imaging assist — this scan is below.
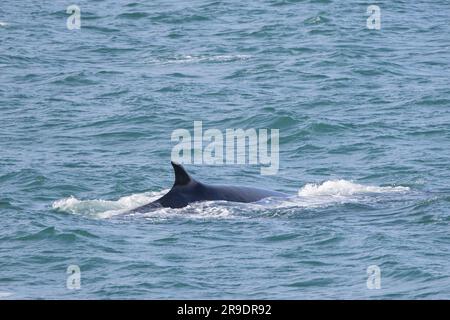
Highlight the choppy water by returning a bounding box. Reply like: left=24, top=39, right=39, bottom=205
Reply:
left=1, top=0, right=450, bottom=299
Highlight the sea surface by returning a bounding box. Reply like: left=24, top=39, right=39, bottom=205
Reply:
left=1, top=0, right=450, bottom=299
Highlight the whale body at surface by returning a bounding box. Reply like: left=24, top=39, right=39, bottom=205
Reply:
left=132, top=162, right=287, bottom=211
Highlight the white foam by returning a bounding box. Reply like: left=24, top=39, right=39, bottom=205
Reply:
left=255, top=180, right=410, bottom=211
left=53, top=190, right=238, bottom=220
left=0, top=22, right=8, bottom=27
left=299, top=180, right=409, bottom=197
left=52, top=180, right=409, bottom=219
left=147, top=54, right=251, bottom=65
left=52, top=190, right=168, bottom=219
left=137, top=201, right=234, bottom=220
left=0, top=291, right=13, bottom=298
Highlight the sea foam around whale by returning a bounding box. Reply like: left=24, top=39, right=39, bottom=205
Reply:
left=52, top=180, right=410, bottom=219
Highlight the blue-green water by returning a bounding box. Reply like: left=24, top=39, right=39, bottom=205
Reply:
left=1, top=0, right=450, bottom=299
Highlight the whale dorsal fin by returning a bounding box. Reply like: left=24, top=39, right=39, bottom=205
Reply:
left=171, top=161, right=194, bottom=186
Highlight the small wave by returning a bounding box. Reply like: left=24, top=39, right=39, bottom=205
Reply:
left=147, top=54, right=252, bottom=65
left=117, top=12, right=149, bottom=19
left=299, top=180, right=409, bottom=197
left=0, top=22, right=8, bottom=27
left=304, top=15, right=329, bottom=25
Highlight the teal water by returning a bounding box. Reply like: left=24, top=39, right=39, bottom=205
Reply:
left=1, top=0, right=450, bottom=299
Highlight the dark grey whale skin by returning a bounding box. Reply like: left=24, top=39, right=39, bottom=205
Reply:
left=131, top=162, right=288, bottom=211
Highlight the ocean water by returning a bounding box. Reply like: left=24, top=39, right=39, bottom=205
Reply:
left=1, top=0, right=450, bottom=299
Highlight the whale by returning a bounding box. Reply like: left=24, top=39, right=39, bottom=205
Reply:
left=131, top=162, right=288, bottom=211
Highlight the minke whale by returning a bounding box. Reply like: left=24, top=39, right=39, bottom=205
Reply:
left=132, top=162, right=288, bottom=211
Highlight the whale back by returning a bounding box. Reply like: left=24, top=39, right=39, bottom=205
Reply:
left=132, top=162, right=288, bottom=210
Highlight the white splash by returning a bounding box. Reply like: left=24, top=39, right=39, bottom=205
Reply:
left=147, top=54, right=251, bottom=65
left=0, top=291, right=14, bottom=298
left=53, top=189, right=237, bottom=219
left=299, top=180, right=409, bottom=197
left=52, top=180, right=409, bottom=219
left=0, top=22, right=8, bottom=27
left=136, top=201, right=234, bottom=220
left=52, top=190, right=168, bottom=219
left=253, top=180, right=410, bottom=211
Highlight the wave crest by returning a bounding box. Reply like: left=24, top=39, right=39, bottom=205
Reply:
left=147, top=54, right=252, bottom=65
